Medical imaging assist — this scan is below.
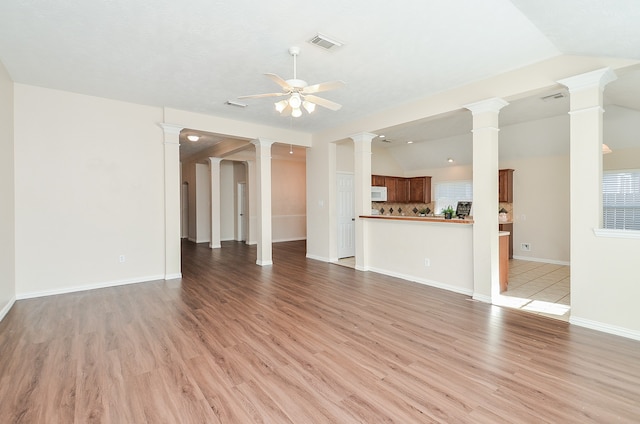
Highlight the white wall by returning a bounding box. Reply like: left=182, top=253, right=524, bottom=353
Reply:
left=272, top=157, right=307, bottom=242
left=195, top=163, right=211, bottom=243
left=0, top=60, right=16, bottom=319
left=306, top=139, right=334, bottom=261
left=501, top=155, right=570, bottom=263
left=220, top=161, right=235, bottom=241
left=14, top=84, right=166, bottom=297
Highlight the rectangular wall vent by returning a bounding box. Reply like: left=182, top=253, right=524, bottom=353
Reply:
left=308, top=33, right=343, bottom=50
left=540, top=92, right=565, bottom=101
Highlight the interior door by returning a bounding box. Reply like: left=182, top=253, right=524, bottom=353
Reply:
left=337, top=172, right=355, bottom=258
left=237, top=182, right=247, bottom=242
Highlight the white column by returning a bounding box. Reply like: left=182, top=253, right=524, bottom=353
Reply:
left=558, top=68, right=617, bottom=230
left=209, top=157, right=223, bottom=249
left=558, top=68, right=616, bottom=320
left=245, top=160, right=257, bottom=246
left=464, top=98, right=508, bottom=301
left=160, top=123, right=183, bottom=280
left=350, top=132, right=377, bottom=271
left=252, top=139, right=274, bottom=266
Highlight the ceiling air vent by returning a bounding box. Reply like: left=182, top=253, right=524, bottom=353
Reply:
left=308, top=33, right=343, bottom=50
left=540, top=92, right=566, bottom=102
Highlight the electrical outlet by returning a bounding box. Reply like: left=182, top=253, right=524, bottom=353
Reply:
left=424, top=258, right=430, bottom=267
left=520, top=243, right=531, bottom=251
left=119, top=255, right=126, bottom=263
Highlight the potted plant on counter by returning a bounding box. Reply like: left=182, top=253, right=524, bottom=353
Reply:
left=442, top=205, right=455, bottom=219
left=418, top=207, right=431, bottom=217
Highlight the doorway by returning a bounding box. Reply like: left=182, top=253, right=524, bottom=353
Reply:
left=336, top=172, right=355, bottom=259
left=237, top=182, right=247, bottom=242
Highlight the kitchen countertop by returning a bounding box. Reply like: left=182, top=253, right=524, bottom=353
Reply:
left=360, top=215, right=474, bottom=224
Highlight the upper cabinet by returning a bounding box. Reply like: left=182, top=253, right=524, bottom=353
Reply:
left=372, top=175, right=431, bottom=203
left=372, top=175, right=386, bottom=187
left=408, top=177, right=432, bottom=203
left=384, top=177, right=409, bottom=202
left=499, top=169, right=514, bottom=203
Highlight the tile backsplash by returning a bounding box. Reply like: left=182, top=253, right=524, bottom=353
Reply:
left=372, top=201, right=514, bottom=220
left=372, top=202, right=434, bottom=216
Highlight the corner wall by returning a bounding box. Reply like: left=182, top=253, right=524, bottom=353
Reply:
left=14, top=84, right=166, bottom=297
left=0, top=60, right=16, bottom=319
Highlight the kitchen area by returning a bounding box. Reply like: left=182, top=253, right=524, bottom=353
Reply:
left=362, top=169, right=515, bottom=294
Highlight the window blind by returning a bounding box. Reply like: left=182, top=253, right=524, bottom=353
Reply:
left=603, top=170, right=640, bottom=230
left=435, top=180, right=473, bottom=214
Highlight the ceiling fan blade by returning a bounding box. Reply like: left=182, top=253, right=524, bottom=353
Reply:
left=265, top=73, right=292, bottom=90
left=237, top=92, right=287, bottom=99
left=304, top=94, right=342, bottom=111
left=302, top=80, right=346, bottom=94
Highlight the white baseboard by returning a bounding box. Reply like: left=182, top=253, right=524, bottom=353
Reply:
left=473, top=293, right=492, bottom=303
left=165, top=273, right=182, bottom=280
left=0, top=296, right=16, bottom=322
left=570, top=316, right=640, bottom=341
left=512, top=255, right=570, bottom=266
left=273, top=237, right=307, bottom=243
left=306, top=254, right=331, bottom=263
left=368, top=266, right=474, bottom=297
left=16, top=274, right=165, bottom=300
left=256, top=260, right=273, bottom=266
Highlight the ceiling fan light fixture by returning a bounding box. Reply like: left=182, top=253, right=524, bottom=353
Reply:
left=289, top=93, right=302, bottom=109
left=303, top=100, right=316, bottom=113
left=187, top=135, right=200, bottom=142
left=275, top=100, right=288, bottom=113
left=291, top=107, right=302, bottom=118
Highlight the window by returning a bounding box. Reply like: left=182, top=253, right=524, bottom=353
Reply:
left=435, top=180, right=473, bottom=214
left=603, top=170, right=640, bottom=230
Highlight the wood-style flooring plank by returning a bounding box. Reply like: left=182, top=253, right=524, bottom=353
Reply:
left=1, top=240, right=640, bottom=423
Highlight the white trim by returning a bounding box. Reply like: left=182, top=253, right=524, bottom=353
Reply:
left=368, top=266, right=474, bottom=297
left=306, top=254, right=331, bottom=262
left=273, top=237, right=307, bottom=243
left=570, top=316, right=640, bottom=342
left=512, top=255, right=571, bottom=266
left=593, top=228, right=640, bottom=239
left=473, top=293, right=492, bottom=303
left=165, top=273, right=182, bottom=280
left=16, top=274, right=165, bottom=300
left=0, top=296, right=16, bottom=322
left=256, top=260, right=273, bottom=266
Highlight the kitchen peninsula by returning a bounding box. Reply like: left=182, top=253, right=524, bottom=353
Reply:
left=359, top=214, right=474, bottom=296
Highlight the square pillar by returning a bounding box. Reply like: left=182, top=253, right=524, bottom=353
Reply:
left=209, top=157, right=223, bottom=249
left=465, top=98, right=508, bottom=301
left=252, top=139, right=274, bottom=266
left=160, top=123, right=183, bottom=280
left=351, top=132, right=377, bottom=271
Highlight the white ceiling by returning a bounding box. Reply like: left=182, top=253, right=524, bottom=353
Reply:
left=1, top=0, right=639, bottom=154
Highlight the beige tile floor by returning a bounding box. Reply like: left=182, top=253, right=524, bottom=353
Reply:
left=500, top=259, right=571, bottom=321
left=337, top=257, right=571, bottom=321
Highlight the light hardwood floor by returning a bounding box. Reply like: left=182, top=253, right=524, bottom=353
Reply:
left=1, top=240, right=639, bottom=423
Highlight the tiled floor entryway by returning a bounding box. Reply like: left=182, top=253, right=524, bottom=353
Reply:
left=499, top=259, right=571, bottom=321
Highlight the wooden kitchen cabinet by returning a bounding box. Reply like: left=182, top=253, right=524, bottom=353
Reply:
left=499, top=222, right=513, bottom=259
left=499, top=169, right=514, bottom=203
left=408, top=177, right=431, bottom=203
left=371, top=175, right=431, bottom=203
left=371, top=175, right=386, bottom=186
left=385, top=177, right=409, bottom=202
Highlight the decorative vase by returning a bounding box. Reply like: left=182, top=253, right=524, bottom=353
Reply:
left=444, top=212, right=453, bottom=219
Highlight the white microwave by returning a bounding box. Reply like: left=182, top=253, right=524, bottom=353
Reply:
left=371, top=186, right=387, bottom=202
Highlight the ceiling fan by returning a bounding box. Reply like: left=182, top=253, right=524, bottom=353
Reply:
left=238, top=46, right=345, bottom=118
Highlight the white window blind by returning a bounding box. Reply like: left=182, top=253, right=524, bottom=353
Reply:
left=435, top=180, right=473, bottom=214
left=603, top=170, right=640, bottom=230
